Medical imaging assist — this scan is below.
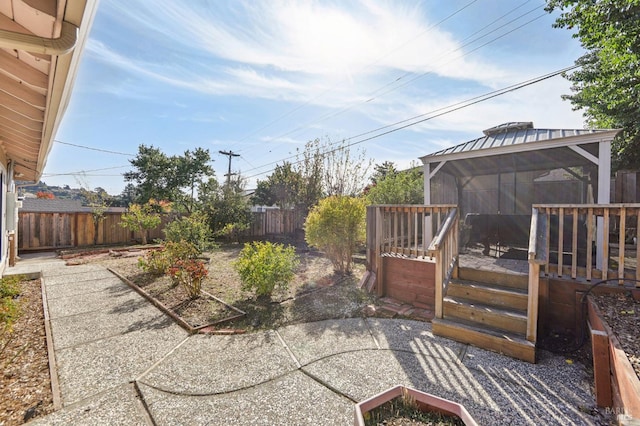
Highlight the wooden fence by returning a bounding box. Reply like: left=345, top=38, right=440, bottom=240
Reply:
left=246, top=209, right=305, bottom=237
left=18, top=212, right=170, bottom=251
left=18, top=209, right=305, bottom=251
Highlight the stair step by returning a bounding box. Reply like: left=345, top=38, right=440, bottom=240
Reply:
left=432, top=317, right=535, bottom=363
left=447, top=280, right=528, bottom=311
left=458, top=267, right=528, bottom=290
left=443, top=297, right=527, bottom=335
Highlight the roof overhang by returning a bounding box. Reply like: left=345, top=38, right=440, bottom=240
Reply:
left=0, top=0, right=98, bottom=182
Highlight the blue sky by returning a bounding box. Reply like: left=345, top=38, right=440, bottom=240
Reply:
left=43, top=0, right=586, bottom=195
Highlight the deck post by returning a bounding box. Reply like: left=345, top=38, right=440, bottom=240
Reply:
left=526, top=261, right=540, bottom=342
left=375, top=207, right=384, bottom=297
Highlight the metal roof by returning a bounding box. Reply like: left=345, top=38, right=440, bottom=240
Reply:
left=422, top=122, right=615, bottom=160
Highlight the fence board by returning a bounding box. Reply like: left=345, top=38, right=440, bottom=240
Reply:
left=18, top=209, right=303, bottom=251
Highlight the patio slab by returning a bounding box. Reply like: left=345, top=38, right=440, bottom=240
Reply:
left=139, top=331, right=298, bottom=394
left=55, top=324, right=187, bottom=405
left=276, top=318, right=378, bottom=366
left=50, top=306, right=175, bottom=349
left=46, top=285, right=143, bottom=319
left=139, top=371, right=352, bottom=426
left=42, top=265, right=116, bottom=280
left=28, top=384, right=150, bottom=426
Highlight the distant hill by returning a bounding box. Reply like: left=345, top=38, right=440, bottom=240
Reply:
left=18, top=181, right=129, bottom=207
left=19, top=181, right=84, bottom=200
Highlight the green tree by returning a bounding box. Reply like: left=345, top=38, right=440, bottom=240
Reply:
left=294, top=138, right=325, bottom=212
left=546, top=0, right=640, bottom=169
left=175, top=147, right=215, bottom=213
left=366, top=166, right=423, bottom=204
left=163, top=212, right=216, bottom=254
left=305, top=196, right=366, bottom=274
left=252, top=162, right=302, bottom=209
left=119, top=200, right=169, bottom=245
left=124, top=145, right=176, bottom=203
left=123, top=145, right=214, bottom=211
left=370, top=161, right=398, bottom=184
left=198, top=177, right=251, bottom=241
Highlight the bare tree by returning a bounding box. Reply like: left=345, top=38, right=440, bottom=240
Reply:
left=295, top=137, right=372, bottom=204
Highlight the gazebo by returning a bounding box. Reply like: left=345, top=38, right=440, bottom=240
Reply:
left=420, top=122, right=621, bottom=265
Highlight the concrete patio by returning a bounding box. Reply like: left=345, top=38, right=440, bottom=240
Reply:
left=6, top=253, right=602, bottom=425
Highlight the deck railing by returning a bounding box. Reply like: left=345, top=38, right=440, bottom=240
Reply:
left=528, top=204, right=640, bottom=343
left=530, top=204, right=640, bottom=283
left=365, top=205, right=457, bottom=296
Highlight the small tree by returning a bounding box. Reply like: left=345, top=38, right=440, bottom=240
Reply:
left=120, top=200, right=169, bottom=244
left=233, top=241, right=299, bottom=298
left=80, top=187, right=110, bottom=246
left=304, top=196, right=366, bottom=274
left=163, top=212, right=216, bottom=254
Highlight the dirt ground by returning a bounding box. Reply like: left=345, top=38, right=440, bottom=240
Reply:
left=592, top=291, right=640, bottom=381
left=0, top=279, right=53, bottom=425
left=92, top=245, right=377, bottom=332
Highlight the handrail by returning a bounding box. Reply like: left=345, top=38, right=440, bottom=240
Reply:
left=528, top=208, right=538, bottom=261
left=428, top=208, right=459, bottom=319
left=428, top=208, right=458, bottom=253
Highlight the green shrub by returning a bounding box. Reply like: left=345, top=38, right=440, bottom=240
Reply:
left=168, top=259, right=208, bottom=299
left=164, top=240, right=199, bottom=263
left=233, top=241, right=299, bottom=298
left=0, top=276, right=22, bottom=331
left=164, top=212, right=216, bottom=254
left=305, top=196, right=366, bottom=274
left=138, top=248, right=170, bottom=276
left=215, top=222, right=249, bottom=243
left=138, top=241, right=199, bottom=277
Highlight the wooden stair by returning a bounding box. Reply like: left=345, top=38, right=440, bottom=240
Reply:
left=432, top=267, right=536, bottom=363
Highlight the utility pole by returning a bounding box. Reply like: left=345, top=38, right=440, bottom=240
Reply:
left=219, top=150, right=240, bottom=184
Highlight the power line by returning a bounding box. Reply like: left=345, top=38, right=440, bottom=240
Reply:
left=42, top=165, right=130, bottom=176
left=53, top=139, right=135, bottom=156
left=243, top=64, right=580, bottom=180
left=256, top=2, right=544, bottom=150
left=233, top=0, right=482, bottom=149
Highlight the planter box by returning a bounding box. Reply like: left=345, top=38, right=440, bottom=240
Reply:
left=354, top=385, right=477, bottom=426
left=588, top=296, right=640, bottom=423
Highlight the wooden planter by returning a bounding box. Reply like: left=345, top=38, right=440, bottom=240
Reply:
left=587, top=296, right=640, bottom=423
left=354, top=385, right=477, bottom=426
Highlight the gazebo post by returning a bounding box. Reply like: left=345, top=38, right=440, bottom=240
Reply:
left=596, top=140, right=612, bottom=270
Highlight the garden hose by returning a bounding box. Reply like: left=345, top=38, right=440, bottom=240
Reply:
left=540, top=278, right=640, bottom=354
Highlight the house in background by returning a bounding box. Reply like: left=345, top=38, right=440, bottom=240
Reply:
left=0, top=0, right=98, bottom=272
